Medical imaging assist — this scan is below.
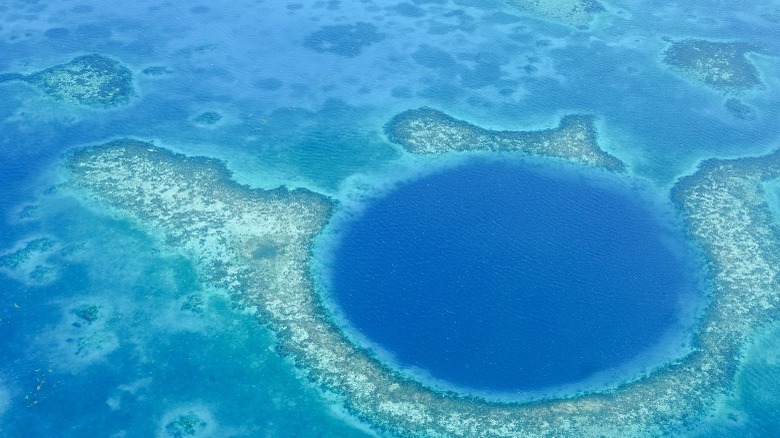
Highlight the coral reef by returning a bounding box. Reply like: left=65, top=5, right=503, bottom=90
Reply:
left=193, top=111, right=222, bottom=125
left=0, top=237, right=60, bottom=285
left=506, top=0, right=605, bottom=27
left=663, top=40, right=770, bottom=93
left=0, top=54, right=134, bottom=107
left=165, top=413, right=207, bottom=438
left=74, top=304, right=101, bottom=324
left=181, top=294, right=205, bottom=314
left=303, top=23, right=385, bottom=57
left=142, top=66, right=172, bottom=76
left=385, top=107, right=625, bottom=170
left=64, top=134, right=780, bottom=436
left=725, top=98, right=757, bottom=120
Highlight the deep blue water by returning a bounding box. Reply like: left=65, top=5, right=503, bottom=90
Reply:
left=331, top=159, right=698, bottom=392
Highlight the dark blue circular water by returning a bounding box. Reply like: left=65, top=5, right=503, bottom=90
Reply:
left=329, top=159, right=700, bottom=393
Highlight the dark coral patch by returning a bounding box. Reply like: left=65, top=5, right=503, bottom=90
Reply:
left=44, top=27, right=70, bottom=39
left=193, top=111, right=222, bottom=125
left=303, top=23, right=385, bottom=58
left=142, top=66, right=172, bottom=76
left=725, top=98, right=757, bottom=120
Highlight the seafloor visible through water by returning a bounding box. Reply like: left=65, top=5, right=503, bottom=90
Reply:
left=0, top=0, right=779, bottom=437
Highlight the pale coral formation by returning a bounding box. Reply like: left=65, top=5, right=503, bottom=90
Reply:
left=505, top=0, right=605, bottom=27
left=385, top=107, right=625, bottom=171
left=64, top=135, right=780, bottom=436
left=0, top=54, right=134, bottom=107
left=663, top=39, right=770, bottom=93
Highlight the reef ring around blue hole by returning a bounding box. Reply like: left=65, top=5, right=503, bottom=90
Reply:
left=318, top=156, right=706, bottom=398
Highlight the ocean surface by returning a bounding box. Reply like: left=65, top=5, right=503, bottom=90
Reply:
left=327, top=158, right=701, bottom=395
left=0, top=0, right=778, bottom=437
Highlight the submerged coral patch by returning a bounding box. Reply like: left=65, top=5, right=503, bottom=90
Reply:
left=505, top=0, right=605, bottom=27
left=181, top=294, right=205, bottom=314
left=663, top=39, right=770, bottom=93
left=0, top=236, right=61, bottom=285
left=159, top=406, right=216, bottom=438
left=44, top=28, right=70, bottom=39
left=142, top=66, right=172, bottom=76
left=725, top=98, right=757, bottom=120
left=165, top=413, right=207, bottom=437
left=303, top=23, right=385, bottom=57
left=74, top=304, right=101, bottom=324
left=41, top=300, right=121, bottom=369
left=0, top=54, right=134, bottom=107
left=193, top=111, right=222, bottom=125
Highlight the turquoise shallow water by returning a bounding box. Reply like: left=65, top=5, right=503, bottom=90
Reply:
left=0, top=0, right=779, bottom=436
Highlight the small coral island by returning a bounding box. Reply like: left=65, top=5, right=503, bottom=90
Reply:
left=385, top=107, right=625, bottom=170
left=662, top=39, right=770, bottom=93
left=0, top=54, right=134, bottom=107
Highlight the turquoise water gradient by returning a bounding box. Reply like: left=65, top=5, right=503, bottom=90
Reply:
left=0, top=0, right=779, bottom=436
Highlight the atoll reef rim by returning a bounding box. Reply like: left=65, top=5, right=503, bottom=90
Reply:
left=59, top=103, right=780, bottom=435
left=321, top=156, right=703, bottom=395
left=2, top=0, right=778, bottom=434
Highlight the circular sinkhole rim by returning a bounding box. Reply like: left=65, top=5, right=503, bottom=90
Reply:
left=312, top=153, right=710, bottom=402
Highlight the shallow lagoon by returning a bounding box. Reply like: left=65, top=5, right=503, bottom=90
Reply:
left=328, top=158, right=704, bottom=394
